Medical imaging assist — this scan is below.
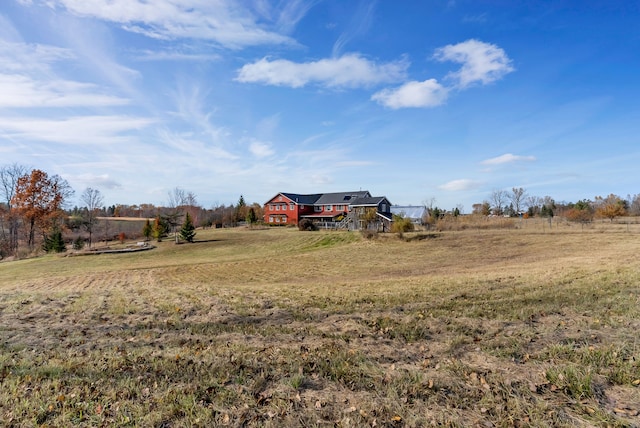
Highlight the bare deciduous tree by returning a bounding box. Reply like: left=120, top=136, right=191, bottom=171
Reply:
left=0, top=163, right=28, bottom=255
left=489, top=189, right=508, bottom=215
left=81, top=187, right=104, bottom=248
left=509, top=187, right=527, bottom=214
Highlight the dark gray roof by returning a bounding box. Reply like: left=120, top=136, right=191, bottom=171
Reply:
left=279, top=192, right=322, bottom=205
left=267, top=191, right=389, bottom=207
left=350, top=196, right=391, bottom=207
left=315, top=191, right=371, bottom=205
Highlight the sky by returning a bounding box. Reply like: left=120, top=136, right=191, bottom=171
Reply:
left=1, top=1, right=640, bottom=212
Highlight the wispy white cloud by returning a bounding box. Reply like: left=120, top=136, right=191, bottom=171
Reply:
left=0, top=40, right=74, bottom=72
left=434, top=39, right=514, bottom=88
left=158, top=129, right=237, bottom=160
left=462, top=13, right=488, bottom=24
left=332, top=1, right=376, bottom=57
left=335, top=160, right=375, bottom=167
left=0, top=74, right=129, bottom=108
left=439, top=179, right=482, bottom=191
left=0, top=116, right=154, bottom=145
left=135, top=49, right=221, bottom=62
left=236, top=53, right=408, bottom=88
left=248, top=139, right=275, bottom=158
left=38, top=0, right=302, bottom=48
left=481, top=153, right=536, bottom=166
left=271, top=0, right=319, bottom=35
left=0, top=37, right=138, bottom=111
left=371, top=79, right=449, bottom=109
left=70, top=173, right=123, bottom=190
left=166, top=80, right=231, bottom=146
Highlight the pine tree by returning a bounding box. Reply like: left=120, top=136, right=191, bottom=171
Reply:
left=179, top=212, right=196, bottom=243
left=152, top=216, right=164, bottom=242
left=142, top=218, right=152, bottom=241
left=246, top=207, right=257, bottom=225
left=43, top=227, right=66, bottom=253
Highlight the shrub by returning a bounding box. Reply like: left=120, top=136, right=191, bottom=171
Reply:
left=298, top=218, right=318, bottom=231
left=361, top=229, right=378, bottom=240
left=72, top=236, right=84, bottom=250
left=391, top=215, right=414, bottom=236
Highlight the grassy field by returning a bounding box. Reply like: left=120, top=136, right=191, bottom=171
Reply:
left=1, top=226, right=639, bottom=427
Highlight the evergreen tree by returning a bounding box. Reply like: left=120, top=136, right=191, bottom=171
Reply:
left=72, top=236, right=84, bottom=250
left=235, top=194, right=247, bottom=223
left=43, top=227, right=66, bottom=253
left=142, top=218, right=152, bottom=241
left=246, top=207, right=258, bottom=225
left=152, top=216, right=166, bottom=242
left=179, top=212, right=196, bottom=243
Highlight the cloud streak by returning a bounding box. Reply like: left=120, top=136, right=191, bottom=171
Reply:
left=236, top=54, right=408, bottom=88
left=37, top=0, right=306, bottom=48
left=0, top=74, right=129, bottom=108
left=0, top=116, right=155, bottom=145
left=439, top=179, right=482, bottom=191
left=481, top=153, right=536, bottom=165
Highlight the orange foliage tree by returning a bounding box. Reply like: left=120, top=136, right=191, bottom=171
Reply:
left=595, top=194, right=627, bottom=222
left=11, top=169, right=74, bottom=250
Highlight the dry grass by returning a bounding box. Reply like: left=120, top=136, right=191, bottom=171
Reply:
left=1, top=226, right=639, bottom=427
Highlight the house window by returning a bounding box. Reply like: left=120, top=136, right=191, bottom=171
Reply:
left=290, top=203, right=294, bottom=210
left=269, top=216, right=274, bottom=223
left=336, top=205, right=344, bottom=211
left=275, top=217, right=280, bottom=223
left=276, top=205, right=280, bottom=211
left=315, top=206, right=322, bottom=212
left=381, top=203, right=387, bottom=212
left=325, top=205, right=332, bottom=211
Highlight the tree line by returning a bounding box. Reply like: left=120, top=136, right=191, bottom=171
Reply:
left=0, top=164, right=263, bottom=259
left=464, top=187, right=634, bottom=222
left=2, top=164, right=638, bottom=259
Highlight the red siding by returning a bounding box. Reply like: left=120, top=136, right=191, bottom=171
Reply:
left=263, top=194, right=300, bottom=225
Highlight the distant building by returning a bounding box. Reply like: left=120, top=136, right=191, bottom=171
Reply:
left=263, top=191, right=392, bottom=230
left=390, top=205, right=429, bottom=225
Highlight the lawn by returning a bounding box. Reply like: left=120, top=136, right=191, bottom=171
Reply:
left=1, top=226, right=639, bottom=427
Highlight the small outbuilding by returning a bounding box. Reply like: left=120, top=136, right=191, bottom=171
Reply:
left=390, top=205, right=429, bottom=225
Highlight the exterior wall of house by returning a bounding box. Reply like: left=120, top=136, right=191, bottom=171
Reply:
left=264, top=194, right=298, bottom=225
left=263, top=192, right=388, bottom=227
left=310, top=204, right=349, bottom=217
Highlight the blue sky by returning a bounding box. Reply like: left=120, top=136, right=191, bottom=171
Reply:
left=1, top=1, right=639, bottom=211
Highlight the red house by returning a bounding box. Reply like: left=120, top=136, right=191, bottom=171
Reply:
left=264, top=191, right=392, bottom=230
